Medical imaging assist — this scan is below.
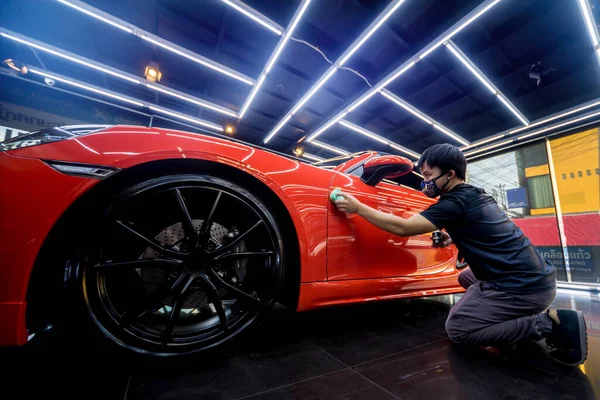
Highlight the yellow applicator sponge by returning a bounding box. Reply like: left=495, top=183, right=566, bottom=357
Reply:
left=330, top=188, right=344, bottom=202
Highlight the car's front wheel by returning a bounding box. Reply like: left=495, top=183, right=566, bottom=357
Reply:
left=73, top=174, right=285, bottom=356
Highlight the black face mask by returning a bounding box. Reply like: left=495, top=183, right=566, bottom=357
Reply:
left=420, top=172, right=452, bottom=198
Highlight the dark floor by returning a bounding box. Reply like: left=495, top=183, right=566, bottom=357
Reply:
left=2, top=289, right=599, bottom=399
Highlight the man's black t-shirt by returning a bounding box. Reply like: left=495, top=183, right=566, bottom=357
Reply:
left=420, top=183, right=556, bottom=294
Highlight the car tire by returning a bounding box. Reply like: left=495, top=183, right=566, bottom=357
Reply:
left=61, top=173, right=286, bottom=357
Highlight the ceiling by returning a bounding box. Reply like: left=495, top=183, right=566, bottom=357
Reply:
left=1, top=0, right=600, bottom=160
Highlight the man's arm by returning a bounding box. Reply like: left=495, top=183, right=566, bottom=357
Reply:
left=333, top=191, right=437, bottom=236
left=358, top=205, right=438, bottom=236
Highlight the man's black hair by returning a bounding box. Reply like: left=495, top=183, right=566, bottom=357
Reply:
left=419, top=143, right=467, bottom=180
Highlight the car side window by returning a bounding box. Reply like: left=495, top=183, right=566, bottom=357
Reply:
left=349, top=165, right=364, bottom=177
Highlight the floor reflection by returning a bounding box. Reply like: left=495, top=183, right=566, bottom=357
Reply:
left=0, top=288, right=597, bottom=399
left=553, top=289, right=600, bottom=393
left=130, top=289, right=599, bottom=400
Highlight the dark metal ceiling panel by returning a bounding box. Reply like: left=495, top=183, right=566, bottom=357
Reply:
left=1, top=0, right=600, bottom=159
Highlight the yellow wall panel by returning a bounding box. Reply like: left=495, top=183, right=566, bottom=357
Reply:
left=525, top=165, right=549, bottom=177
left=550, top=128, right=599, bottom=213
left=530, top=207, right=555, bottom=215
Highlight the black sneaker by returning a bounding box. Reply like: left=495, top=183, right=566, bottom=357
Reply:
left=545, top=309, right=588, bottom=366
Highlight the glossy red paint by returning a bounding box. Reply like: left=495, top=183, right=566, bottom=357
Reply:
left=8, top=126, right=333, bottom=283
left=0, top=151, right=99, bottom=345
left=298, top=271, right=464, bottom=311
left=326, top=173, right=457, bottom=281
left=0, top=125, right=463, bottom=347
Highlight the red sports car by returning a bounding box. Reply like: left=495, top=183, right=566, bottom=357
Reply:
left=0, top=125, right=464, bottom=356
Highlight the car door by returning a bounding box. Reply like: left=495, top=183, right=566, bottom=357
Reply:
left=326, top=164, right=456, bottom=281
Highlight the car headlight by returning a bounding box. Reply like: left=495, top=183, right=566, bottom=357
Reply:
left=0, top=125, right=112, bottom=151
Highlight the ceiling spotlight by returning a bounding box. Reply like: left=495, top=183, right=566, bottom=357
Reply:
left=144, top=62, right=162, bottom=83
left=225, top=125, right=235, bottom=134
left=3, top=58, right=27, bottom=75
left=294, top=146, right=305, bottom=157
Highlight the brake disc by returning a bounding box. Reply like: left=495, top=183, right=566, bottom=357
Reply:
left=139, top=220, right=246, bottom=309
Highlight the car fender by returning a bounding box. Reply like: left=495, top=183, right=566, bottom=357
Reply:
left=9, top=127, right=333, bottom=283
left=110, top=149, right=331, bottom=284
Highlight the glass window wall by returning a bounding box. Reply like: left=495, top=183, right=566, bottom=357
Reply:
left=468, top=142, right=567, bottom=282
left=468, top=127, right=600, bottom=286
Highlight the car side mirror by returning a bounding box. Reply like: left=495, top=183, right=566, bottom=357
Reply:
left=360, top=155, right=414, bottom=186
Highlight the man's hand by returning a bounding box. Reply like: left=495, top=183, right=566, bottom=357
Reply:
left=333, top=191, right=362, bottom=214
left=432, top=231, right=453, bottom=248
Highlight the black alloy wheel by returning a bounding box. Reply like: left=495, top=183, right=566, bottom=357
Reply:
left=81, top=174, right=285, bottom=356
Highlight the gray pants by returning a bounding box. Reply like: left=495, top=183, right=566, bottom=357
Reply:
left=445, top=267, right=556, bottom=346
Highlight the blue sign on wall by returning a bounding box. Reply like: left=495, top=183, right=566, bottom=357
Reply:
left=507, top=187, right=529, bottom=208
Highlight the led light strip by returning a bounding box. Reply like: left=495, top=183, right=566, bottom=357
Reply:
left=339, top=120, right=389, bottom=145
left=266, top=115, right=292, bottom=141
left=464, top=143, right=523, bottom=161
left=517, top=109, right=600, bottom=141
left=390, top=144, right=420, bottom=159
left=510, top=100, right=600, bottom=135
left=0, top=28, right=238, bottom=117
left=291, top=67, right=337, bottom=115
left=148, top=106, right=224, bottom=131
left=338, top=0, right=407, bottom=66
left=140, top=35, right=253, bottom=86
left=460, top=134, right=505, bottom=150
left=381, top=90, right=469, bottom=146
left=419, top=0, right=502, bottom=60
left=239, top=0, right=312, bottom=119
left=307, top=114, right=348, bottom=143
left=463, top=96, right=600, bottom=150
left=379, top=61, right=416, bottom=89
left=347, top=90, right=379, bottom=112
left=0, top=30, right=140, bottom=84
left=306, top=0, right=501, bottom=143
left=221, top=0, right=283, bottom=35
left=338, top=120, right=421, bottom=159
left=310, top=139, right=424, bottom=173
left=465, top=111, right=600, bottom=158
left=464, top=100, right=600, bottom=156
left=381, top=90, right=431, bottom=125
left=445, top=41, right=529, bottom=126
left=463, top=139, right=513, bottom=157
left=57, top=0, right=132, bottom=33
left=146, top=84, right=237, bottom=117
left=577, top=0, right=600, bottom=65
left=265, top=0, right=312, bottom=73
left=302, top=153, right=324, bottom=162
left=28, top=68, right=223, bottom=131
left=29, top=68, right=144, bottom=107
left=238, top=75, right=266, bottom=118
left=263, top=0, right=409, bottom=142
left=311, top=140, right=350, bottom=156
left=55, top=0, right=254, bottom=86
left=446, top=44, right=495, bottom=94
left=432, top=124, right=468, bottom=145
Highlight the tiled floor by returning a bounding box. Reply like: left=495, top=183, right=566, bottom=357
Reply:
left=2, top=290, right=598, bottom=399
